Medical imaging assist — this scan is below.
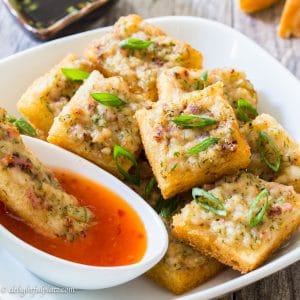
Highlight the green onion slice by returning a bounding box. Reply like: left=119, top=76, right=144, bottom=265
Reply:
left=61, top=68, right=90, bottom=81
left=91, top=93, right=127, bottom=107
left=258, top=131, right=281, bottom=172
left=236, top=99, right=258, bottom=122
left=248, top=189, right=269, bottom=227
left=172, top=115, right=218, bottom=128
left=155, top=195, right=181, bottom=219
left=7, top=116, right=36, bottom=136
left=113, top=145, right=140, bottom=185
left=200, top=71, right=208, bottom=88
left=119, top=38, right=153, bottom=50
left=187, top=137, right=219, bottom=155
left=144, top=176, right=156, bottom=201
left=192, top=187, right=227, bottom=216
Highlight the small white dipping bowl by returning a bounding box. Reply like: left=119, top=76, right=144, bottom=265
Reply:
left=0, top=136, right=168, bottom=289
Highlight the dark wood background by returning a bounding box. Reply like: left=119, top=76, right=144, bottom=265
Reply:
left=0, top=0, right=299, bottom=299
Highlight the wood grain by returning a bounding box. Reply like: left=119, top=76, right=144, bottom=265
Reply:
left=0, top=0, right=299, bottom=299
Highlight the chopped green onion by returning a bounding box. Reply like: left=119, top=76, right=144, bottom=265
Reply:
left=192, top=187, right=227, bottom=216
left=61, top=68, right=90, bottom=81
left=187, top=137, right=219, bottom=155
left=7, top=116, right=36, bottom=136
left=258, top=131, right=281, bottom=172
left=119, top=38, right=153, bottom=50
left=113, top=145, right=140, bottom=185
left=172, top=115, right=218, bottom=128
left=155, top=195, right=181, bottom=219
left=91, top=93, right=127, bottom=107
left=144, top=176, right=156, bottom=201
left=248, top=189, right=269, bottom=227
left=200, top=71, right=208, bottom=88
left=236, top=99, right=258, bottom=122
left=6, top=115, right=16, bottom=123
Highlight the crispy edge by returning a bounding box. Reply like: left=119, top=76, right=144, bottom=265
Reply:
left=146, top=258, right=224, bottom=295
left=172, top=194, right=300, bottom=273
left=17, top=54, right=81, bottom=135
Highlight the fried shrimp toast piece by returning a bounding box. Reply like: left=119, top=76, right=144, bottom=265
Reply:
left=158, top=67, right=257, bottom=119
left=84, top=14, right=203, bottom=102
left=172, top=172, right=300, bottom=273
left=127, top=174, right=224, bottom=295
left=136, top=82, right=251, bottom=199
left=239, top=0, right=279, bottom=13
left=146, top=234, right=224, bottom=295
left=48, top=70, right=142, bottom=177
left=278, top=0, right=300, bottom=38
left=0, top=109, right=92, bottom=240
left=17, top=54, right=93, bottom=136
left=241, top=113, right=300, bottom=193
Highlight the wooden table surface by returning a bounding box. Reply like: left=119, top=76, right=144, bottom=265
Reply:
left=0, top=0, right=299, bottom=299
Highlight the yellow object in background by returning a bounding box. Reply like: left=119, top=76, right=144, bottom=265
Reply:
left=240, top=0, right=280, bottom=13
left=278, top=0, right=300, bottom=38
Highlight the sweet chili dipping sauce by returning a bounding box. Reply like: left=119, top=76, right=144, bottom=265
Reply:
left=0, top=168, right=147, bottom=266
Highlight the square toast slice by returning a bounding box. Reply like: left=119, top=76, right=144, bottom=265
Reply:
left=48, top=70, right=142, bottom=177
left=17, top=54, right=93, bottom=137
left=158, top=66, right=257, bottom=121
left=241, top=113, right=300, bottom=192
left=84, top=14, right=203, bottom=101
left=172, top=172, right=300, bottom=273
left=0, top=109, right=92, bottom=240
left=146, top=235, right=224, bottom=295
left=136, top=82, right=251, bottom=199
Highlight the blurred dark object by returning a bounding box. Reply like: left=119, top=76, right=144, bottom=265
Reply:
left=3, top=0, right=112, bottom=40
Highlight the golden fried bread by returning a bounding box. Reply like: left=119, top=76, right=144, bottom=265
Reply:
left=17, top=54, right=93, bottom=137
left=172, top=172, right=300, bottom=273
left=241, top=113, right=300, bottom=192
left=278, top=0, right=300, bottom=38
left=146, top=235, right=224, bottom=295
left=0, top=109, right=92, bottom=240
left=158, top=67, right=257, bottom=119
left=84, top=14, right=203, bottom=101
left=240, top=0, right=279, bottom=13
left=48, top=70, right=142, bottom=177
left=136, top=82, right=251, bottom=199
left=127, top=175, right=224, bottom=295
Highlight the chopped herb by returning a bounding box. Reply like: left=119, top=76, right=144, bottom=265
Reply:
left=248, top=189, right=269, bottom=227
left=200, top=71, right=208, bottom=88
left=192, top=187, right=227, bottom=216
left=61, top=68, right=90, bottom=81
left=236, top=99, right=258, bottom=122
left=66, top=6, right=78, bottom=14
left=120, top=38, right=153, bottom=50
left=170, top=163, right=177, bottom=171
left=258, top=131, right=281, bottom=172
left=144, top=176, right=156, bottom=201
left=155, top=195, right=181, bottom=219
left=7, top=116, right=36, bottom=136
left=91, top=93, right=127, bottom=107
left=187, top=137, right=219, bottom=155
left=113, top=145, right=140, bottom=185
left=172, top=115, right=218, bottom=128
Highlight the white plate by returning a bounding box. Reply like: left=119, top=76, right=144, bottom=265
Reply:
left=0, top=16, right=299, bottom=300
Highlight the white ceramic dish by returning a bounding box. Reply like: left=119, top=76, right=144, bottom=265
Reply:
left=0, top=15, right=299, bottom=300
left=0, top=136, right=168, bottom=289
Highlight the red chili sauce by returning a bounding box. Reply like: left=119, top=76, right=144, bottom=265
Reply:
left=0, top=168, right=147, bottom=266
